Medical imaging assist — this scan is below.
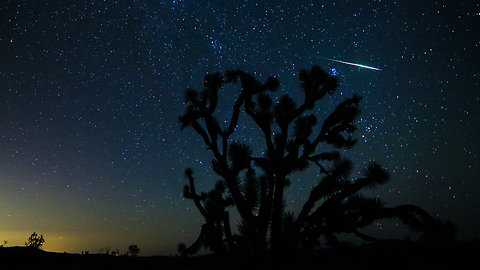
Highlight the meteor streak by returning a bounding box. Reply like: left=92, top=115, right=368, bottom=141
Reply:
left=321, top=57, right=382, bottom=71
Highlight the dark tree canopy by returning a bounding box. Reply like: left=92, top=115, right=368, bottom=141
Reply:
left=178, top=65, right=456, bottom=270
left=127, top=244, right=141, bottom=257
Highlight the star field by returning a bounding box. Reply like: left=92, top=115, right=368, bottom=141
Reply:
left=1, top=0, right=479, bottom=255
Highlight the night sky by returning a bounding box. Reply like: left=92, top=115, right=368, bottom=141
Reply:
left=1, top=0, right=478, bottom=256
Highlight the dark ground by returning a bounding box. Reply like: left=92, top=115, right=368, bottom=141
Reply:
left=1, top=240, right=479, bottom=270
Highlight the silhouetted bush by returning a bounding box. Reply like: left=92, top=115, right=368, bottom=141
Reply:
left=25, top=232, right=45, bottom=249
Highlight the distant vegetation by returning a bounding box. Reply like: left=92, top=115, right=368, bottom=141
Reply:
left=25, top=232, right=45, bottom=249
left=127, top=244, right=141, bottom=257
left=94, top=245, right=140, bottom=257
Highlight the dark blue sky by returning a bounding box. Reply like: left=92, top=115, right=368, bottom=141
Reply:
left=1, top=0, right=478, bottom=255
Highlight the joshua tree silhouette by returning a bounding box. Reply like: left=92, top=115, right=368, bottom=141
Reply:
left=178, top=65, right=456, bottom=270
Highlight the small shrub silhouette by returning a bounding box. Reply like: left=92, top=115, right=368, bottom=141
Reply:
left=25, top=232, right=45, bottom=249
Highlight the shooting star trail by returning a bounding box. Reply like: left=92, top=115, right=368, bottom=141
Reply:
left=321, top=57, right=382, bottom=71
left=122, top=168, right=131, bottom=183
